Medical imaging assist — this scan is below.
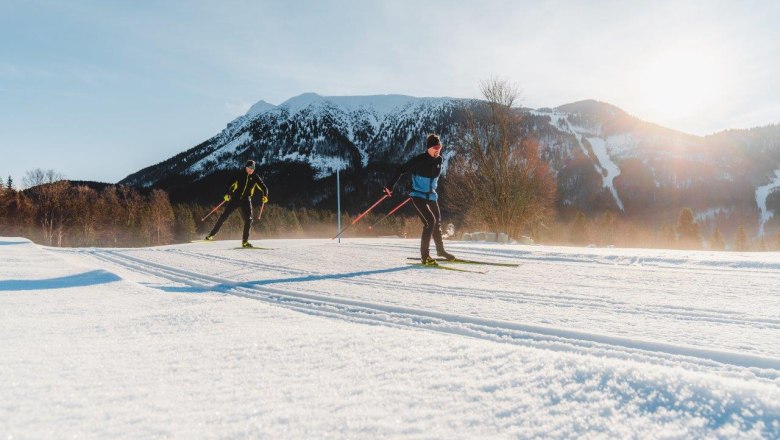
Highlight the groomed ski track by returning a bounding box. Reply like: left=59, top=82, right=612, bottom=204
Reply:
left=53, top=239, right=780, bottom=382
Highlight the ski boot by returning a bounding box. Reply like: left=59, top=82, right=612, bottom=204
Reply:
left=437, top=251, right=456, bottom=261
left=242, top=241, right=254, bottom=248
left=204, top=235, right=214, bottom=241
left=421, top=256, right=438, bottom=266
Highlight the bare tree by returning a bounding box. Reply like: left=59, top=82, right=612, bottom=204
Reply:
left=23, top=169, right=68, bottom=246
left=142, top=189, right=174, bottom=245
left=97, top=186, right=123, bottom=245
left=70, top=185, right=99, bottom=246
left=446, top=78, right=556, bottom=239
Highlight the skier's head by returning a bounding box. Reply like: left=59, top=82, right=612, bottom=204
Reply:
left=245, top=159, right=256, bottom=173
left=425, top=134, right=442, bottom=157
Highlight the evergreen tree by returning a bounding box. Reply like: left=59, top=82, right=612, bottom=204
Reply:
left=5, top=175, right=12, bottom=191
left=733, top=225, right=749, bottom=251
left=709, top=227, right=725, bottom=251
left=675, top=208, right=701, bottom=249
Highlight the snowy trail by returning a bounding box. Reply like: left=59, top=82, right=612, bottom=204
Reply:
left=6, top=237, right=780, bottom=438
left=149, top=247, right=780, bottom=331
left=60, top=243, right=780, bottom=378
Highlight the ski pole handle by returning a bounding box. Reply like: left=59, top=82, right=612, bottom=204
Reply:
left=201, top=200, right=227, bottom=222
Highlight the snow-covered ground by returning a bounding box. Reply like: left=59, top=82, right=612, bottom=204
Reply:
left=2, top=237, right=779, bottom=438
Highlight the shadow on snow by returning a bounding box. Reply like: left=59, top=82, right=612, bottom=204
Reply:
left=0, top=270, right=122, bottom=291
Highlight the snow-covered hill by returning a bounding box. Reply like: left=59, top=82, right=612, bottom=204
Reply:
left=2, top=236, right=779, bottom=437
left=119, top=93, right=780, bottom=235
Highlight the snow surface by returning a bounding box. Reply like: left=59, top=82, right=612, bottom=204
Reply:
left=756, top=169, right=780, bottom=236
left=585, top=136, right=625, bottom=212
left=552, top=114, right=627, bottom=212
left=276, top=92, right=451, bottom=121
left=2, top=237, right=780, bottom=438
left=244, top=100, right=277, bottom=118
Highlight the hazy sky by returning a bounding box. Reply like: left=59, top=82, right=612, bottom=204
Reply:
left=2, top=0, right=778, bottom=185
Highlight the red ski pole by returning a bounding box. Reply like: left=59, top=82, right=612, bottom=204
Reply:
left=201, top=200, right=226, bottom=222
left=257, top=201, right=266, bottom=220
left=369, top=197, right=411, bottom=230
left=332, top=193, right=390, bottom=240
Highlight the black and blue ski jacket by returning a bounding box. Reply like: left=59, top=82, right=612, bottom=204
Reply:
left=387, top=152, right=443, bottom=201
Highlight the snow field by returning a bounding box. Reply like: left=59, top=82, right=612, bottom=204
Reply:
left=1, top=237, right=779, bottom=438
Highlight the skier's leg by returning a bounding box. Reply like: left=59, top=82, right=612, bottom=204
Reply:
left=430, top=200, right=455, bottom=260
left=411, top=197, right=435, bottom=259
left=430, top=200, right=445, bottom=253
left=240, top=199, right=253, bottom=243
left=209, top=202, right=238, bottom=237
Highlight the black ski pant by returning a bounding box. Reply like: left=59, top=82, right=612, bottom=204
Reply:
left=410, top=196, right=446, bottom=258
left=209, top=198, right=253, bottom=242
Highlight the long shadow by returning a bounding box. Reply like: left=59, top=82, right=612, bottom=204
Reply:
left=211, top=265, right=415, bottom=292
left=0, top=270, right=122, bottom=291
left=146, top=284, right=211, bottom=294
left=0, top=241, right=26, bottom=246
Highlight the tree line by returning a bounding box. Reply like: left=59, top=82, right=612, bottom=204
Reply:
left=0, top=169, right=425, bottom=247
left=0, top=170, right=773, bottom=250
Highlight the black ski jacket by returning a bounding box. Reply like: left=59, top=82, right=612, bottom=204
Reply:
left=224, top=170, right=268, bottom=201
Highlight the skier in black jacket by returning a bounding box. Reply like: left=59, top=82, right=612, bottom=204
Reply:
left=385, top=134, right=456, bottom=265
left=205, top=159, right=269, bottom=248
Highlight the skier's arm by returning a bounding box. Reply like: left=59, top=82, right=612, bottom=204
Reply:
left=223, top=179, right=239, bottom=201
left=385, top=155, right=422, bottom=192
left=252, top=174, right=269, bottom=202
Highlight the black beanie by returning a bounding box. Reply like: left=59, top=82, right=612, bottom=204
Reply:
left=245, top=160, right=256, bottom=169
left=426, top=134, right=441, bottom=149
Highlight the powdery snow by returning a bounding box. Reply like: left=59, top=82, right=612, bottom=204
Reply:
left=277, top=151, right=349, bottom=178
left=1, top=237, right=779, bottom=438
left=276, top=93, right=451, bottom=122
left=585, top=136, right=625, bottom=211
left=244, top=99, right=277, bottom=118
left=556, top=116, right=626, bottom=212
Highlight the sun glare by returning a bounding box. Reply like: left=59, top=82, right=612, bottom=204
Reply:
left=639, top=46, right=723, bottom=122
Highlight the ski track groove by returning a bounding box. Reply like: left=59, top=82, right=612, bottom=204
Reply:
left=160, top=248, right=307, bottom=276
left=349, top=242, right=780, bottom=274
left=66, top=248, right=780, bottom=381
left=80, top=247, right=779, bottom=329
left=340, top=244, right=780, bottom=327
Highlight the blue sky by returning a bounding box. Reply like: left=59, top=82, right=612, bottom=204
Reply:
left=2, top=0, right=778, bottom=185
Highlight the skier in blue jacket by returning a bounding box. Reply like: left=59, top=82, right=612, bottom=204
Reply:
left=385, top=134, right=456, bottom=265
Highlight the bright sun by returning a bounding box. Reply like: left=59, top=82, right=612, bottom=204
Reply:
left=639, top=46, right=723, bottom=121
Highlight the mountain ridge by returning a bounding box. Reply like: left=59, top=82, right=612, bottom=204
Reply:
left=119, top=93, right=780, bottom=237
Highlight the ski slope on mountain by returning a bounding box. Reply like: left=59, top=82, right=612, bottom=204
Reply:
left=1, top=237, right=779, bottom=438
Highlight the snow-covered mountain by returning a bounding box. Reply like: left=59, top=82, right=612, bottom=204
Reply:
left=120, top=93, right=780, bottom=235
